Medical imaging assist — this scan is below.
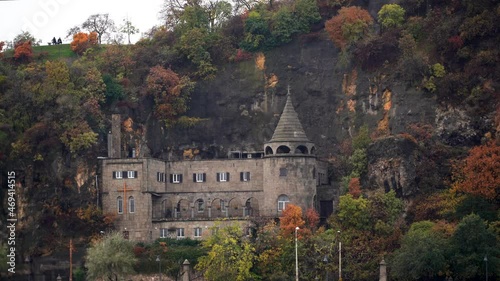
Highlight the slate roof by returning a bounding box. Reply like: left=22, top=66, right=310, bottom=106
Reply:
left=269, top=90, right=311, bottom=143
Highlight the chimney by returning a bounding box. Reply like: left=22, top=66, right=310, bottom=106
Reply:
left=108, top=114, right=121, bottom=158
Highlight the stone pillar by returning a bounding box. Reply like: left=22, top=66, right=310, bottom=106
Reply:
left=208, top=206, right=212, bottom=218
left=379, top=258, right=387, bottom=281
left=182, top=259, right=191, bottom=281
left=242, top=206, right=246, bottom=217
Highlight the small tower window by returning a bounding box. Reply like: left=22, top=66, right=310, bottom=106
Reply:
left=295, top=145, right=308, bottom=154
left=265, top=146, right=274, bottom=155
left=276, top=145, right=291, bottom=154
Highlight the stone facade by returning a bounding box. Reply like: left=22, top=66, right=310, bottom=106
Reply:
left=99, top=93, right=335, bottom=241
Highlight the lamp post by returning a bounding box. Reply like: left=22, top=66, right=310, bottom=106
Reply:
left=484, top=255, right=488, bottom=281
left=156, top=255, right=162, bottom=281
left=323, top=255, right=329, bottom=281
left=295, top=226, right=299, bottom=281
left=338, top=230, right=341, bottom=281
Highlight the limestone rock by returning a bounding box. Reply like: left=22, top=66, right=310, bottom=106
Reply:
left=367, top=136, right=419, bottom=197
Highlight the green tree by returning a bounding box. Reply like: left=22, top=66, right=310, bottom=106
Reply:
left=271, top=7, right=299, bottom=44
left=178, top=28, right=217, bottom=78
left=293, top=0, right=321, bottom=32
left=337, top=194, right=371, bottom=230
left=352, top=124, right=371, bottom=150
left=391, top=221, right=449, bottom=280
left=241, top=11, right=274, bottom=51
left=378, top=4, right=406, bottom=30
left=450, top=214, right=500, bottom=279
left=86, top=232, right=137, bottom=281
left=196, top=222, right=256, bottom=281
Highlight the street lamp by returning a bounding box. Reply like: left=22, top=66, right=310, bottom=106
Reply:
left=323, top=255, right=329, bottom=281
left=295, top=226, right=299, bottom=281
left=484, top=255, right=488, bottom=281
left=156, top=255, right=162, bottom=281
left=338, top=230, right=342, bottom=281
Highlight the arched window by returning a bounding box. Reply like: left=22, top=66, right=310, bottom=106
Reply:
left=265, top=146, right=274, bottom=155
left=117, top=196, right=123, bottom=214
left=295, top=145, right=308, bottom=154
left=276, top=145, right=291, bottom=154
left=277, top=195, right=289, bottom=211
left=128, top=196, right=135, bottom=213
left=196, top=199, right=205, bottom=212
left=311, top=146, right=316, bottom=155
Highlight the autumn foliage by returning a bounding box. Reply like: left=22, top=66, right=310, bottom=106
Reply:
left=70, top=32, right=98, bottom=55
left=452, top=141, right=500, bottom=200
left=348, top=177, right=362, bottom=198
left=145, top=66, right=191, bottom=123
left=14, top=40, right=33, bottom=62
left=279, top=204, right=305, bottom=238
left=325, top=6, right=373, bottom=50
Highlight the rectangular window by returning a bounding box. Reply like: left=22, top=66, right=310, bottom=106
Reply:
left=194, top=227, right=202, bottom=238
left=279, top=168, right=287, bottom=177
left=114, top=171, right=123, bottom=179
left=217, top=172, right=229, bottom=182
left=170, top=174, right=183, bottom=183
left=160, top=228, right=168, bottom=238
left=159, top=172, right=166, bottom=182
left=278, top=201, right=287, bottom=211
left=193, top=173, right=206, bottom=183
left=127, top=171, right=137, bottom=179
left=177, top=228, right=185, bottom=239
left=240, top=172, right=250, bottom=182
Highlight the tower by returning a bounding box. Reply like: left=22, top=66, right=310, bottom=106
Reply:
left=262, top=88, right=318, bottom=216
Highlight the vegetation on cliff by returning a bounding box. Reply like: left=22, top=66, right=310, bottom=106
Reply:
left=1, top=0, right=499, bottom=279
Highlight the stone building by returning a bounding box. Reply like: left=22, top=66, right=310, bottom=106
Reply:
left=99, top=92, right=334, bottom=241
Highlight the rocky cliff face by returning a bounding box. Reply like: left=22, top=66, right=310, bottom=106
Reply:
left=117, top=34, right=492, bottom=196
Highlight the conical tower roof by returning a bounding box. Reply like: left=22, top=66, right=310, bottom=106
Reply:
left=269, top=90, right=310, bottom=143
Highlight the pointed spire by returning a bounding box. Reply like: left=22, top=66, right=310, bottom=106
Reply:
left=269, top=88, right=310, bottom=143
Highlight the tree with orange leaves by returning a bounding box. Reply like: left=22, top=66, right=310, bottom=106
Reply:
left=279, top=204, right=305, bottom=238
left=348, top=177, right=362, bottom=198
left=70, top=32, right=98, bottom=55
left=325, top=6, right=373, bottom=50
left=304, top=208, right=319, bottom=230
left=452, top=141, right=500, bottom=200
left=14, top=41, right=33, bottom=62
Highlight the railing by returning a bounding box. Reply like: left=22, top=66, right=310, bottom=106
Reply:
left=152, top=208, right=283, bottom=222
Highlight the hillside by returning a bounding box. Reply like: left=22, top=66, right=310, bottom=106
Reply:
left=1, top=0, right=499, bottom=279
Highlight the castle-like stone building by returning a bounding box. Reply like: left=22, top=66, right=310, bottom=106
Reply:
left=99, top=92, right=334, bottom=241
